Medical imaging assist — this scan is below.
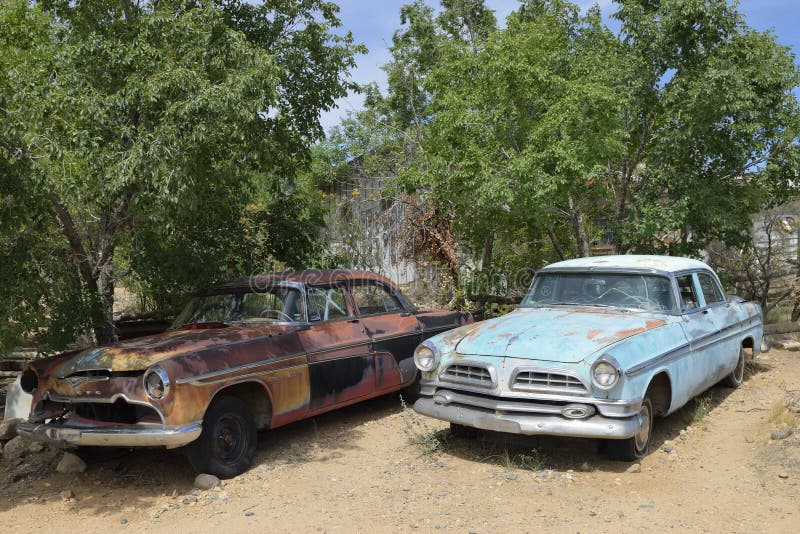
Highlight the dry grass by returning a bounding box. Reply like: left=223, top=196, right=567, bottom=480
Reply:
left=768, top=400, right=798, bottom=429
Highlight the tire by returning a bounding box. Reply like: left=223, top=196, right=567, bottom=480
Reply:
left=608, top=395, right=653, bottom=462
left=721, top=346, right=745, bottom=388
left=186, top=396, right=257, bottom=479
left=401, top=372, right=422, bottom=403
left=449, top=422, right=478, bottom=439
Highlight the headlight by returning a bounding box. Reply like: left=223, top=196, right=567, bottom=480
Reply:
left=143, top=365, right=170, bottom=400
left=20, top=368, right=39, bottom=393
left=414, top=344, right=437, bottom=371
left=591, top=357, right=621, bottom=390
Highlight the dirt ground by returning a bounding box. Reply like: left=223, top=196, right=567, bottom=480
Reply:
left=1, top=350, right=799, bottom=533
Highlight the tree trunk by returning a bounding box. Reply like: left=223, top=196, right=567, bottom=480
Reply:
left=546, top=227, right=566, bottom=261
left=568, top=196, right=591, bottom=258
left=94, top=252, right=117, bottom=346
left=481, top=232, right=494, bottom=270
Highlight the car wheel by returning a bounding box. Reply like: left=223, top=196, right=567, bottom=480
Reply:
left=607, top=395, right=653, bottom=462
left=401, top=372, right=422, bottom=403
left=721, top=346, right=745, bottom=388
left=187, top=396, right=257, bottom=479
left=449, top=423, right=478, bottom=439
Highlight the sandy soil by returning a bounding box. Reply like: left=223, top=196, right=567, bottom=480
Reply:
left=1, top=350, right=799, bottom=533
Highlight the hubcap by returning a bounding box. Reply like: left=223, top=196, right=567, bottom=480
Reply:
left=634, top=403, right=651, bottom=453
left=734, top=351, right=745, bottom=382
left=213, top=414, right=247, bottom=464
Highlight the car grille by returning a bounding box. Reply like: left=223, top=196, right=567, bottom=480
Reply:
left=440, top=363, right=494, bottom=388
left=512, top=370, right=588, bottom=394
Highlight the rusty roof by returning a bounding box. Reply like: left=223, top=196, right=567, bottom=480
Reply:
left=214, top=269, right=396, bottom=291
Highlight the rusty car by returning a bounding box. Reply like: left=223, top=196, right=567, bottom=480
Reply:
left=17, top=270, right=472, bottom=477
left=413, top=255, right=763, bottom=460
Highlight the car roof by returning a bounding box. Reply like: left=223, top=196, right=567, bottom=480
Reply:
left=214, top=269, right=397, bottom=291
left=540, top=255, right=711, bottom=275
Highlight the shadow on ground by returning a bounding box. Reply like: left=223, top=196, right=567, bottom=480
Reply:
left=0, top=393, right=404, bottom=516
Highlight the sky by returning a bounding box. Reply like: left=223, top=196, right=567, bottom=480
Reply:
left=318, top=0, right=800, bottom=133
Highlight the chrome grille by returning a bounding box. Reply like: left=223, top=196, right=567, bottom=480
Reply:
left=441, top=363, right=494, bottom=388
left=512, top=370, right=588, bottom=394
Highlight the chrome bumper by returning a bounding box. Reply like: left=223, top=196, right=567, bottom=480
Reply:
left=414, top=396, right=641, bottom=439
left=17, top=421, right=202, bottom=449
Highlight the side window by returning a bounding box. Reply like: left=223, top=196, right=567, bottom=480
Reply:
left=306, top=286, right=351, bottom=322
left=676, top=275, right=699, bottom=311
left=697, top=272, right=725, bottom=305
left=351, top=283, right=403, bottom=315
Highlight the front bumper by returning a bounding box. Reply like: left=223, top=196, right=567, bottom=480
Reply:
left=17, top=421, right=202, bottom=449
left=414, top=396, right=642, bottom=439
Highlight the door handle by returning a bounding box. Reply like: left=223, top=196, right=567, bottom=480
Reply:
left=702, top=310, right=709, bottom=315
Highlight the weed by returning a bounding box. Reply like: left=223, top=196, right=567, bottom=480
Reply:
left=691, top=395, right=713, bottom=427
left=498, top=448, right=546, bottom=471
left=400, top=396, right=443, bottom=455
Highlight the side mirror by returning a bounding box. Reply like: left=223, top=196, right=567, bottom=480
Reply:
left=728, top=295, right=746, bottom=304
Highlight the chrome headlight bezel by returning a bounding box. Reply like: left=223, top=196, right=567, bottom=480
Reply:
left=143, top=365, right=171, bottom=400
left=590, top=355, right=622, bottom=390
left=414, top=341, right=440, bottom=372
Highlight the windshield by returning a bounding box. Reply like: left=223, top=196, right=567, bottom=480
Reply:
left=172, top=287, right=304, bottom=327
left=520, top=272, right=676, bottom=312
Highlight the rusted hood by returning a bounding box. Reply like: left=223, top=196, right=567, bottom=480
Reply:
left=455, top=308, right=671, bottom=363
left=52, top=324, right=302, bottom=377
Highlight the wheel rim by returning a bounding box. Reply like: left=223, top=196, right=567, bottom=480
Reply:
left=634, top=402, right=652, bottom=453
left=212, top=414, right=248, bottom=465
left=734, top=350, right=745, bottom=383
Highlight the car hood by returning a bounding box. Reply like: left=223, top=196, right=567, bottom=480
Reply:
left=52, top=324, right=301, bottom=377
left=454, top=307, right=670, bottom=363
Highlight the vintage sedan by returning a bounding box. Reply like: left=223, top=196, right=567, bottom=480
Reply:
left=17, top=270, right=472, bottom=477
left=413, top=256, right=763, bottom=460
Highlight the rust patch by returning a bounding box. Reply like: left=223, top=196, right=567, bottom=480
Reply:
left=587, top=329, right=603, bottom=340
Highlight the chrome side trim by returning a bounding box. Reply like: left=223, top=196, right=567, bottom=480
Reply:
left=625, top=316, right=760, bottom=378
left=17, top=421, right=202, bottom=448
left=370, top=331, right=421, bottom=343
left=305, top=339, right=371, bottom=357
left=625, top=342, right=690, bottom=378
left=175, top=352, right=306, bottom=385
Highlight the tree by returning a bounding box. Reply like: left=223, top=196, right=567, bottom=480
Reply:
left=611, top=0, right=800, bottom=255
left=0, top=0, right=362, bottom=352
left=392, top=1, right=627, bottom=266
left=363, top=0, right=799, bottom=275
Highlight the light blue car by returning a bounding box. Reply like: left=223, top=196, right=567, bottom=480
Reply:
left=413, top=255, right=763, bottom=461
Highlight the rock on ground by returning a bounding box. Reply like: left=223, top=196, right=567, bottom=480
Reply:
left=56, top=452, right=87, bottom=474
left=194, top=473, right=220, bottom=490
left=771, top=428, right=793, bottom=440
left=3, top=435, right=28, bottom=461
left=0, top=418, right=22, bottom=441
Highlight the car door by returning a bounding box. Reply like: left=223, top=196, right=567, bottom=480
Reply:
left=350, top=280, right=422, bottom=391
left=676, top=272, right=725, bottom=393
left=300, top=283, right=375, bottom=412
left=695, top=270, right=741, bottom=382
